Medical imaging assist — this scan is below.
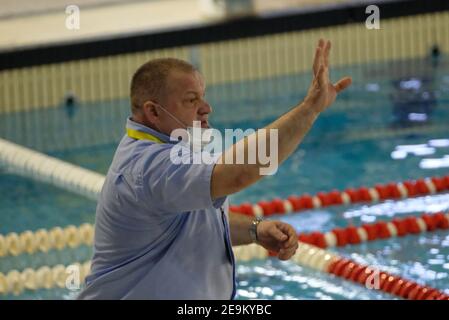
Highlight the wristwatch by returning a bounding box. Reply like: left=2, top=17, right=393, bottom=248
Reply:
left=249, top=217, right=263, bottom=243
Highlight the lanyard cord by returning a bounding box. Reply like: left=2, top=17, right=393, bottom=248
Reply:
left=126, top=128, right=164, bottom=144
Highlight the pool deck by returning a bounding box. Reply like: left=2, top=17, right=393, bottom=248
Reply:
left=0, top=0, right=203, bottom=51
left=0, top=0, right=349, bottom=52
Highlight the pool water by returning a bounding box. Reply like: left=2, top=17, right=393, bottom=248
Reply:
left=1, top=55, right=449, bottom=299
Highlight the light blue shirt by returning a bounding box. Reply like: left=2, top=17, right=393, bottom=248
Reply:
left=77, top=118, right=235, bottom=300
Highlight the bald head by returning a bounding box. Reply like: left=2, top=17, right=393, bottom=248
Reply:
left=130, top=58, right=197, bottom=114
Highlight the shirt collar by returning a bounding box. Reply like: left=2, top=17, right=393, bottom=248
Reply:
left=126, top=117, right=175, bottom=144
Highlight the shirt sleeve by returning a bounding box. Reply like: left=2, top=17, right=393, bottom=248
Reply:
left=136, top=143, right=226, bottom=214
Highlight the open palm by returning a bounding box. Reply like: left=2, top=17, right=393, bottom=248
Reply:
left=305, top=39, right=352, bottom=113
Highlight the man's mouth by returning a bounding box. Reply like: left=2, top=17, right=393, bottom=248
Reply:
left=200, top=120, right=209, bottom=128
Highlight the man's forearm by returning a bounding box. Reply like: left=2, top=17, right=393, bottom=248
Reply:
left=265, top=99, right=319, bottom=165
left=212, top=100, right=319, bottom=198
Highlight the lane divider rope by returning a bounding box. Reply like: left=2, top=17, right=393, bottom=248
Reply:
left=230, top=176, right=449, bottom=217
left=297, top=211, right=449, bottom=248
left=2, top=139, right=448, bottom=218
left=0, top=224, right=94, bottom=257
left=291, top=242, right=449, bottom=300
left=0, top=261, right=91, bottom=296
left=1, top=211, right=448, bottom=257
left=0, top=138, right=104, bottom=201
left=2, top=243, right=448, bottom=299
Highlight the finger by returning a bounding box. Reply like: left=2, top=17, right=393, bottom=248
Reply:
left=334, top=76, right=352, bottom=93
left=269, top=225, right=288, bottom=242
left=283, top=234, right=298, bottom=250
left=278, top=247, right=297, bottom=260
left=323, top=40, right=331, bottom=68
left=318, top=39, right=326, bottom=66
left=277, top=223, right=298, bottom=249
left=312, top=46, right=321, bottom=76
left=282, top=236, right=298, bottom=251
left=317, top=64, right=326, bottom=86
left=318, top=38, right=325, bottom=49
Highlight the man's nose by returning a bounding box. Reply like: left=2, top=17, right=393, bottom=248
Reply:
left=199, top=100, right=212, bottom=114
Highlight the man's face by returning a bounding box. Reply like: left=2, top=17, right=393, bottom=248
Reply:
left=157, top=70, right=212, bottom=135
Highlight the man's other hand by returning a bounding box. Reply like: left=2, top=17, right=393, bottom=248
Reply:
left=256, top=220, right=299, bottom=260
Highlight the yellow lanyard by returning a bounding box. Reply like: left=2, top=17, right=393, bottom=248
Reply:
left=126, top=128, right=164, bottom=144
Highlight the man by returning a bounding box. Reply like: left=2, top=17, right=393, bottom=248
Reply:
left=78, top=39, right=351, bottom=299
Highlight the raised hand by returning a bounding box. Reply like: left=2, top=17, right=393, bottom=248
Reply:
left=305, top=39, right=352, bottom=113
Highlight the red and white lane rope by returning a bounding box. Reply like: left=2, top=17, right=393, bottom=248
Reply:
left=319, top=245, right=449, bottom=300
left=230, top=175, right=449, bottom=217
left=2, top=211, right=446, bottom=257
left=296, top=211, right=449, bottom=248
left=234, top=242, right=449, bottom=300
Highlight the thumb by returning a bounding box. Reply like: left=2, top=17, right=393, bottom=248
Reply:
left=334, top=76, right=352, bottom=93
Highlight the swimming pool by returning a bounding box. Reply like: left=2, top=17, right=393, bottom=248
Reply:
left=1, top=54, right=449, bottom=299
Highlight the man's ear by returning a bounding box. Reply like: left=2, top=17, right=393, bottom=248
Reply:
left=142, top=101, right=159, bottom=122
